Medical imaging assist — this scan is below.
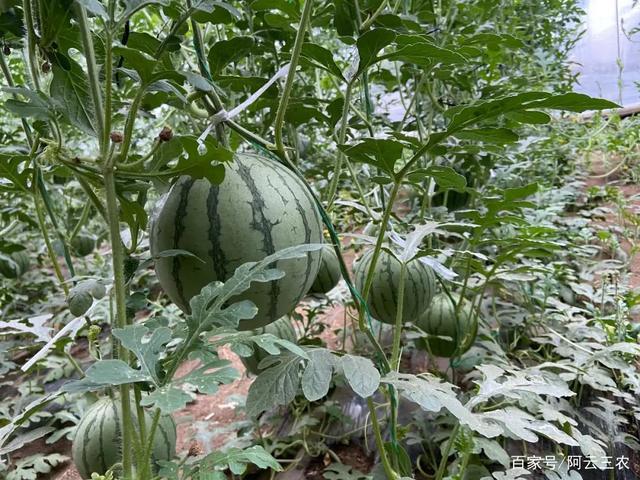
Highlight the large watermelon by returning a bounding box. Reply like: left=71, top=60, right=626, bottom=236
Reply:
left=149, top=154, right=323, bottom=330
left=0, top=250, right=30, bottom=278
left=72, top=397, right=176, bottom=478
left=416, top=293, right=477, bottom=357
left=353, top=249, right=436, bottom=325
left=241, top=316, right=297, bottom=375
left=309, top=244, right=341, bottom=294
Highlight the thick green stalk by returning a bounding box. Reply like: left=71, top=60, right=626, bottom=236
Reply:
left=117, top=87, right=146, bottom=164
left=273, top=0, right=314, bottom=159
left=435, top=422, right=459, bottom=480
left=104, top=168, right=134, bottom=478
left=75, top=4, right=134, bottom=477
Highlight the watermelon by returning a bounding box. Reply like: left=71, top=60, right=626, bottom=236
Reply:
left=72, top=397, right=176, bottom=478
left=241, top=316, right=297, bottom=375
left=72, top=234, right=97, bottom=257
left=309, top=244, right=341, bottom=294
left=416, top=293, right=477, bottom=357
left=0, top=251, right=30, bottom=278
left=353, top=249, right=436, bottom=325
left=149, top=154, right=323, bottom=330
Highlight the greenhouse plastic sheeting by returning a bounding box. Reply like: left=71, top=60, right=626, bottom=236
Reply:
left=571, top=0, right=640, bottom=106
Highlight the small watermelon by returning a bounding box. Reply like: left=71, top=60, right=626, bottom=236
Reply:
left=241, top=316, right=297, bottom=375
left=72, top=397, right=176, bottom=479
left=309, top=245, right=341, bottom=294
left=0, top=250, right=30, bottom=279
left=353, top=249, right=436, bottom=325
left=416, top=293, right=477, bottom=357
left=72, top=234, right=97, bottom=257
left=149, top=154, right=323, bottom=330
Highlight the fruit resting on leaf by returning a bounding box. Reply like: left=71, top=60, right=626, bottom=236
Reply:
left=72, top=398, right=176, bottom=479
left=309, top=244, right=341, bottom=294
left=353, top=249, right=436, bottom=325
left=149, top=154, right=323, bottom=330
left=72, top=234, right=97, bottom=257
left=0, top=250, right=30, bottom=278
left=241, top=316, right=297, bottom=375
left=416, top=293, right=477, bottom=357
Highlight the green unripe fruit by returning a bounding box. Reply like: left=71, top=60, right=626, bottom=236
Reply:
left=149, top=154, right=323, bottom=330
left=353, top=249, right=436, bottom=325
left=72, top=398, right=176, bottom=479
left=0, top=251, right=30, bottom=278
left=241, top=316, right=297, bottom=375
left=309, top=245, right=341, bottom=294
left=72, top=234, right=97, bottom=257
left=416, top=293, right=477, bottom=357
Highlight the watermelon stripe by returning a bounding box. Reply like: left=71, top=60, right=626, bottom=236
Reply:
left=206, top=184, right=228, bottom=280
left=172, top=178, right=195, bottom=310
left=235, top=161, right=279, bottom=320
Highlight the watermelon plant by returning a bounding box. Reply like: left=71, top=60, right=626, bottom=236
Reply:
left=2, top=1, right=640, bottom=480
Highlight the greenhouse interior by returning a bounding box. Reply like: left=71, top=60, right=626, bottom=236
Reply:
left=2, top=1, right=640, bottom=479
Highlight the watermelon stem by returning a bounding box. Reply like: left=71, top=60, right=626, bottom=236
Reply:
left=273, top=0, right=315, bottom=160
left=77, top=0, right=138, bottom=470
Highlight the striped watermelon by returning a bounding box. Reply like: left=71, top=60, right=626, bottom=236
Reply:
left=416, top=293, right=477, bottom=357
left=241, top=316, right=297, bottom=375
left=309, top=244, right=341, bottom=294
left=149, top=154, right=323, bottom=330
left=71, top=397, right=176, bottom=478
left=0, top=251, right=30, bottom=279
left=72, top=234, right=96, bottom=257
left=353, top=249, right=436, bottom=325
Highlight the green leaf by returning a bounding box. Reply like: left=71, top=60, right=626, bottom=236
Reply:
left=84, top=359, right=151, bottom=385
left=406, top=166, right=466, bottom=190
left=300, top=43, right=344, bottom=80
left=0, top=155, right=32, bottom=193
left=250, top=0, right=299, bottom=17
left=200, top=445, right=282, bottom=475
left=524, top=92, right=619, bottom=112
left=169, top=136, right=232, bottom=183
left=301, top=349, right=336, bottom=401
left=340, top=138, right=405, bottom=176
left=504, top=182, right=538, bottom=201
left=113, top=325, right=172, bottom=385
left=50, top=60, right=97, bottom=136
left=208, top=36, right=255, bottom=74
left=113, top=46, right=158, bottom=83
left=176, top=352, right=239, bottom=395
left=341, top=355, right=380, bottom=398
left=181, top=71, right=214, bottom=92
left=384, top=35, right=467, bottom=65
left=505, top=110, right=551, bottom=124
left=455, top=127, right=519, bottom=144
left=139, top=386, right=192, bottom=414
left=77, top=0, right=108, bottom=18
left=120, top=0, right=171, bottom=22
left=246, top=353, right=305, bottom=417
left=355, top=28, right=396, bottom=78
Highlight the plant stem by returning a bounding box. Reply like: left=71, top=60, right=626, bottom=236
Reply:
left=75, top=4, right=135, bottom=476
left=273, top=0, right=314, bottom=159
left=104, top=167, right=134, bottom=478
left=367, top=398, right=399, bottom=480
left=117, top=87, right=146, bottom=164
left=75, top=4, right=106, bottom=153
left=390, top=262, right=406, bottom=370
left=434, top=422, right=459, bottom=480
left=326, top=82, right=354, bottom=207
left=21, top=0, right=40, bottom=91
left=360, top=0, right=389, bottom=30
